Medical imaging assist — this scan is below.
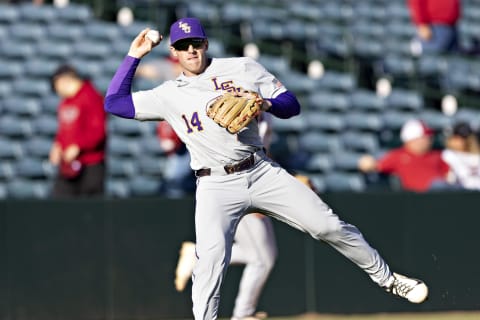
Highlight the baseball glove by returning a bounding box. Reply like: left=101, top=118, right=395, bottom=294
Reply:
left=207, top=91, right=262, bottom=134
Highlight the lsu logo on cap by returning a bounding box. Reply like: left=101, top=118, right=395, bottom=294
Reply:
left=179, top=22, right=191, bottom=33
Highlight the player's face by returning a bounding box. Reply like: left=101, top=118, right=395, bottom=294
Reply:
left=170, top=39, right=208, bottom=77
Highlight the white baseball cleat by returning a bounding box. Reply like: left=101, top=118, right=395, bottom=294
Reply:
left=384, top=272, right=429, bottom=303
left=174, top=241, right=196, bottom=292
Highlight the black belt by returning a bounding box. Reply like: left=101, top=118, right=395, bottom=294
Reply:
left=195, top=154, right=256, bottom=177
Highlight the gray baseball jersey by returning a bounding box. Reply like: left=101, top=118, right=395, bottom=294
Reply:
left=132, top=57, right=286, bottom=170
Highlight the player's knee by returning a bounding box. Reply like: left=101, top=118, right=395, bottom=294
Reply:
left=310, top=217, right=344, bottom=241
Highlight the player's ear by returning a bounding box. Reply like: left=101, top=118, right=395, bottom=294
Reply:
left=204, top=39, right=209, bottom=51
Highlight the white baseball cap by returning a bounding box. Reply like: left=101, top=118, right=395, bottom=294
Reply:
left=400, top=119, right=434, bottom=143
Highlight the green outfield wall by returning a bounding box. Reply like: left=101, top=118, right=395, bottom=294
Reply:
left=0, top=192, right=479, bottom=319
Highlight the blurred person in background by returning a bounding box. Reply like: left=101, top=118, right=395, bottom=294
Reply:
left=358, top=119, right=450, bottom=192
left=442, top=121, right=480, bottom=190
left=407, top=0, right=461, bottom=54
left=49, top=64, right=107, bottom=197
left=157, top=121, right=195, bottom=198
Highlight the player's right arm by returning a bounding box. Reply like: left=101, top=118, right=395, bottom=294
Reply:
left=104, top=29, right=162, bottom=119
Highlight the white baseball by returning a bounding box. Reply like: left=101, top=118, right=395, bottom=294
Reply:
left=146, top=30, right=161, bottom=44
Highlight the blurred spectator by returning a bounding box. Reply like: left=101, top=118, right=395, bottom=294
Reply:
left=157, top=121, right=195, bottom=198
left=358, top=119, right=450, bottom=192
left=442, top=121, right=480, bottom=190
left=49, top=64, right=107, bottom=198
left=407, top=0, right=460, bottom=54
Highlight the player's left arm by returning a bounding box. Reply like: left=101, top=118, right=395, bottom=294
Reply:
left=244, top=57, right=300, bottom=119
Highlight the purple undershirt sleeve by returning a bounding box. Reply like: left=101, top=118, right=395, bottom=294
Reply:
left=265, top=90, right=301, bottom=119
left=104, top=55, right=140, bottom=119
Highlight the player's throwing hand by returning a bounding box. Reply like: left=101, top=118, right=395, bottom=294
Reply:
left=128, top=28, right=163, bottom=59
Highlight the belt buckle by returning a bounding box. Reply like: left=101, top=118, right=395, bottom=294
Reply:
left=224, top=165, right=236, bottom=174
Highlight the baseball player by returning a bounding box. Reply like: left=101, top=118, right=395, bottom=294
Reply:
left=174, top=112, right=277, bottom=320
left=105, top=17, right=429, bottom=320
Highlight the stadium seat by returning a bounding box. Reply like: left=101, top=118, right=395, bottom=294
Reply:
left=12, top=78, right=50, bottom=98
left=351, top=20, right=385, bottom=39
left=0, top=41, right=34, bottom=60
left=324, top=172, right=366, bottom=192
left=298, top=131, right=342, bottom=153
left=39, top=95, right=60, bottom=113
left=68, top=58, right=103, bottom=79
left=381, top=110, right=416, bottom=130
left=344, top=111, right=383, bottom=132
left=185, top=2, right=220, bottom=24
left=24, top=137, right=53, bottom=159
left=46, top=23, right=84, bottom=42
left=255, top=53, right=288, bottom=70
left=129, top=175, right=161, bottom=196
left=332, top=151, right=363, bottom=172
left=304, top=153, right=334, bottom=172
left=137, top=156, right=166, bottom=176
left=15, top=157, right=54, bottom=179
left=73, top=40, right=111, bottom=60
left=84, top=21, right=121, bottom=41
left=316, top=37, right=351, bottom=60
left=94, top=76, right=113, bottom=95
left=141, top=135, right=166, bottom=156
left=0, top=138, right=23, bottom=160
left=308, top=91, right=351, bottom=112
left=0, top=4, right=19, bottom=24
left=109, top=117, right=145, bottom=136
left=108, top=136, right=141, bottom=158
left=35, top=39, right=73, bottom=60
left=8, top=23, right=46, bottom=41
left=271, top=114, right=306, bottom=133
left=279, top=71, right=318, bottom=95
left=24, top=59, right=59, bottom=79
left=19, top=3, right=56, bottom=23
left=55, top=4, right=92, bottom=24
left=119, top=22, right=154, bottom=39
left=317, top=71, right=356, bottom=92
left=0, top=81, right=12, bottom=98
left=352, top=37, right=384, bottom=59
left=206, top=38, right=226, bottom=57
left=386, top=89, right=424, bottom=111
left=418, top=110, right=453, bottom=131
left=382, top=55, right=416, bottom=78
left=0, top=162, right=15, bottom=181
left=341, top=131, right=379, bottom=153
left=222, top=3, right=255, bottom=23
left=31, top=115, right=57, bottom=137
left=106, top=178, right=130, bottom=198
left=7, top=179, right=50, bottom=199
left=288, top=2, right=324, bottom=21
left=0, top=115, right=33, bottom=138
left=107, top=157, right=138, bottom=178
left=304, top=111, right=346, bottom=132
left=0, top=61, right=24, bottom=78
left=3, top=96, right=42, bottom=117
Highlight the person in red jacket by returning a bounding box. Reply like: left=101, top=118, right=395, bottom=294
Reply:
left=407, top=0, right=460, bottom=53
left=358, top=119, right=450, bottom=192
left=49, top=65, right=107, bottom=197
